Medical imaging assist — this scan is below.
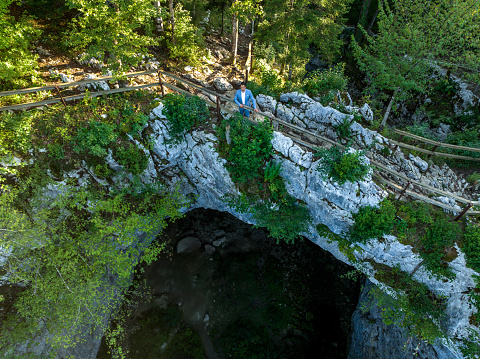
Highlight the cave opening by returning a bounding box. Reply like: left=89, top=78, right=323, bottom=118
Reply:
left=97, top=208, right=363, bottom=359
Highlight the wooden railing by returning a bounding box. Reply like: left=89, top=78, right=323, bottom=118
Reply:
left=1, top=69, right=479, bottom=217
left=390, top=129, right=480, bottom=161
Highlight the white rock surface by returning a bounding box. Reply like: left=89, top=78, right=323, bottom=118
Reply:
left=212, top=77, right=233, bottom=91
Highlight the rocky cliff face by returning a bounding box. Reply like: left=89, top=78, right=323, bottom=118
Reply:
left=135, top=94, right=478, bottom=357
left=348, top=280, right=464, bottom=359
left=8, top=92, right=477, bottom=357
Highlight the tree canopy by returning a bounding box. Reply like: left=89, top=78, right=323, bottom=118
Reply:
left=352, top=0, right=480, bottom=101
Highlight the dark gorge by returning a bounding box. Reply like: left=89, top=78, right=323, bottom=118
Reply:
left=97, top=209, right=363, bottom=359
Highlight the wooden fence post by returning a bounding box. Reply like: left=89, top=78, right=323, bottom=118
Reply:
left=454, top=203, right=472, bottom=222
left=158, top=72, right=165, bottom=96
left=396, top=181, right=411, bottom=203
left=245, top=68, right=249, bottom=84
left=54, top=85, right=67, bottom=107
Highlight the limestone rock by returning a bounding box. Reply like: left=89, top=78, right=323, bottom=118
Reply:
left=177, top=236, right=201, bottom=254
left=213, top=237, right=227, bottom=247
left=348, top=280, right=462, bottom=359
left=214, top=229, right=225, bottom=237
left=409, top=153, right=429, bottom=172
left=212, top=77, right=233, bottom=91
left=359, top=103, right=374, bottom=123
left=204, top=244, right=215, bottom=255
left=256, top=94, right=277, bottom=114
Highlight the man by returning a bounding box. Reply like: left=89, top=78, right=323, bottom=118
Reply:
left=234, top=82, right=259, bottom=117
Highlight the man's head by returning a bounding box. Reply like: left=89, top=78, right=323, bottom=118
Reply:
left=240, top=82, right=246, bottom=92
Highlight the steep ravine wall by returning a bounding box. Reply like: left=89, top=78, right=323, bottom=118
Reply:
left=137, top=96, right=477, bottom=358
left=9, top=94, right=477, bottom=358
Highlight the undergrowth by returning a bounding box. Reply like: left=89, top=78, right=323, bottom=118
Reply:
left=315, top=145, right=371, bottom=185
left=217, top=113, right=311, bottom=244
left=366, top=264, right=447, bottom=343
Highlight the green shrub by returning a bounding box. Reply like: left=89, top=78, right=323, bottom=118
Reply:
left=302, top=63, right=348, bottom=97
left=164, top=4, right=205, bottom=64
left=466, top=172, right=480, bottom=184
left=263, top=160, right=286, bottom=203
left=120, top=102, right=150, bottom=136
left=462, top=225, right=480, bottom=273
left=420, top=216, right=461, bottom=279
left=247, top=69, right=283, bottom=98
left=348, top=199, right=396, bottom=243
left=333, top=116, right=353, bottom=140
left=370, top=268, right=447, bottom=343
left=253, top=196, right=311, bottom=244
left=0, top=111, right=34, bottom=156
left=163, top=94, right=209, bottom=142
left=74, top=121, right=117, bottom=157
left=316, top=145, right=371, bottom=185
left=114, top=143, right=149, bottom=175
left=220, top=113, right=273, bottom=184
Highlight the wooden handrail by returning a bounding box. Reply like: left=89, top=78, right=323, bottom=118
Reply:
left=393, top=129, right=480, bottom=154
left=0, top=83, right=159, bottom=112
left=373, top=175, right=480, bottom=216
left=0, top=70, right=158, bottom=97
left=389, top=139, right=480, bottom=162
left=1, top=68, right=479, bottom=215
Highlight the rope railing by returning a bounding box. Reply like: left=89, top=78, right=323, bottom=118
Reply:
left=1, top=69, right=479, bottom=217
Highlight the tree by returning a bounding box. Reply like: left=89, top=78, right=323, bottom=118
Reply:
left=352, top=0, right=480, bottom=128
left=0, top=0, right=41, bottom=90
left=65, top=0, right=160, bottom=74
left=256, top=0, right=352, bottom=80
left=230, top=0, right=263, bottom=65
left=0, top=180, right=185, bottom=356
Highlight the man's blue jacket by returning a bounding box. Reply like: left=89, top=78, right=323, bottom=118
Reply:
left=234, top=89, right=257, bottom=109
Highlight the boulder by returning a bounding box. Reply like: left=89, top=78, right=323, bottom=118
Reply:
left=176, top=236, right=201, bottom=254
left=212, top=77, right=233, bottom=91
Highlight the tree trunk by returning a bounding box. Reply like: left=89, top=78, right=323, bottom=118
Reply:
left=154, top=1, right=164, bottom=33
left=221, top=7, right=224, bottom=35
left=379, top=88, right=399, bottom=130
left=288, top=61, right=293, bottom=81
left=366, top=8, right=380, bottom=36
left=247, top=19, right=255, bottom=73
left=355, top=0, right=372, bottom=42
left=232, top=15, right=238, bottom=65
left=169, top=0, right=175, bottom=45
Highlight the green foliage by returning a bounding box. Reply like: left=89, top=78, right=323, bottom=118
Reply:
left=164, top=4, right=206, bottom=64
left=434, top=77, right=458, bottom=97
left=257, top=0, right=353, bottom=79
left=462, top=225, right=480, bottom=273
left=302, top=63, right=348, bottom=98
left=461, top=328, right=480, bottom=359
left=348, top=198, right=396, bottom=244
left=74, top=121, right=117, bottom=158
left=247, top=69, right=285, bottom=98
left=466, top=172, right=480, bottom=184
left=0, top=111, right=34, bottom=157
left=420, top=217, right=460, bottom=279
left=334, top=116, right=353, bottom=140
left=163, top=94, right=209, bottom=142
left=114, top=143, right=149, bottom=176
left=218, top=113, right=311, bottom=243
left=316, top=145, right=371, bottom=185
left=65, top=0, right=159, bottom=74
left=219, top=113, right=273, bottom=184
left=120, top=102, right=150, bottom=136
left=351, top=0, right=480, bottom=103
left=0, top=1, right=41, bottom=90
left=253, top=196, right=311, bottom=244
left=369, top=267, right=447, bottom=343
left=0, top=182, right=185, bottom=356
